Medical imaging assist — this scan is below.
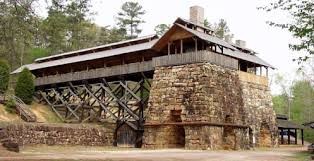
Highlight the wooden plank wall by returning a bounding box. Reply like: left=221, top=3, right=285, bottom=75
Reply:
left=152, top=50, right=238, bottom=69
left=237, top=71, right=268, bottom=86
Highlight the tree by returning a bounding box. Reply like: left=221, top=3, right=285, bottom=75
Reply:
left=15, top=68, right=35, bottom=104
left=0, top=59, right=10, bottom=94
left=0, top=0, right=39, bottom=69
left=203, top=18, right=212, bottom=28
left=154, top=24, right=170, bottom=36
left=213, top=19, right=230, bottom=39
left=291, top=80, right=314, bottom=122
left=116, top=2, right=145, bottom=39
left=259, top=0, right=314, bottom=64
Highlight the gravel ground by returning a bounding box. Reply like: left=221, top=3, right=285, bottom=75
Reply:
left=0, top=145, right=310, bottom=161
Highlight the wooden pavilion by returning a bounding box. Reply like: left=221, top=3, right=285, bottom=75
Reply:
left=277, top=114, right=304, bottom=145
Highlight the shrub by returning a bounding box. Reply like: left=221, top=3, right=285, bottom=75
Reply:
left=0, top=59, right=10, bottom=94
left=14, top=68, right=34, bottom=104
left=5, top=98, right=16, bottom=113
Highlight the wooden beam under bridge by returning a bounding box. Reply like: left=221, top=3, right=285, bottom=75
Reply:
left=35, top=74, right=151, bottom=147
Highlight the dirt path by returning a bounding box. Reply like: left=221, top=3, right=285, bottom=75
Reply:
left=0, top=145, right=309, bottom=161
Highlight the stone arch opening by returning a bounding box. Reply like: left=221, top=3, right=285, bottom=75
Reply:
left=222, top=115, right=236, bottom=149
left=169, top=110, right=185, bottom=148
left=258, top=122, right=272, bottom=147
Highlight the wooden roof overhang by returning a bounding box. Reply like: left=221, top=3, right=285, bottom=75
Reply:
left=11, top=38, right=159, bottom=76
left=277, top=119, right=304, bottom=129
left=35, top=34, right=158, bottom=63
left=153, top=23, right=274, bottom=69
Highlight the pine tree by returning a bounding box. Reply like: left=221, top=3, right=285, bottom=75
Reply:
left=0, top=59, right=10, bottom=94
left=214, top=19, right=230, bottom=39
left=116, top=2, right=145, bottom=39
left=15, top=68, right=34, bottom=104
left=154, top=24, right=170, bottom=36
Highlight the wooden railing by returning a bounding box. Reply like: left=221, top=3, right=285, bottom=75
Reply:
left=238, top=71, right=268, bottom=86
left=152, top=50, right=238, bottom=69
left=35, top=51, right=264, bottom=86
left=35, top=61, right=153, bottom=86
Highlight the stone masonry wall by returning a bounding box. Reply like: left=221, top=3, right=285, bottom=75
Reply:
left=143, top=62, right=277, bottom=150
left=240, top=80, right=278, bottom=147
left=2, top=123, right=114, bottom=146
left=143, top=63, right=250, bottom=150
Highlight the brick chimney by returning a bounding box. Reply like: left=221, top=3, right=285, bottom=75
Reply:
left=190, top=6, right=204, bottom=25
left=236, top=40, right=246, bottom=48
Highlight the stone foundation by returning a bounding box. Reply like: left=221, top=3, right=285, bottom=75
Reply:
left=143, top=63, right=277, bottom=149
left=2, top=123, right=114, bottom=146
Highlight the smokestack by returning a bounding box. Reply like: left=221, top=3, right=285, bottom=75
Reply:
left=236, top=39, right=246, bottom=48
left=190, top=6, right=204, bottom=25
left=225, top=34, right=234, bottom=44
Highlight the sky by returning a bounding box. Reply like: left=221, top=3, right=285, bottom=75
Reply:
left=39, top=0, right=300, bottom=94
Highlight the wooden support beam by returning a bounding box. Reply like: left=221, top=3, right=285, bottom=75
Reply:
left=168, top=42, right=171, bottom=55
left=99, top=83, right=139, bottom=121
left=83, top=84, right=118, bottom=120
left=180, top=39, right=183, bottom=54
left=288, top=129, right=291, bottom=144
left=144, top=121, right=249, bottom=128
left=51, top=88, right=80, bottom=120
left=38, top=90, right=64, bottom=122
left=301, top=129, right=304, bottom=145
left=295, top=129, right=297, bottom=144
left=281, top=128, right=284, bottom=144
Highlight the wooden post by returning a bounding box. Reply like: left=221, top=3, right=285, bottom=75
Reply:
left=288, top=129, right=291, bottom=144
left=168, top=42, right=171, bottom=55
left=180, top=39, right=183, bottom=54
left=295, top=129, right=297, bottom=144
left=260, top=67, right=262, bottom=76
left=301, top=129, right=304, bottom=145
left=266, top=67, right=269, bottom=77
left=194, top=38, right=198, bottom=52
left=281, top=128, right=284, bottom=144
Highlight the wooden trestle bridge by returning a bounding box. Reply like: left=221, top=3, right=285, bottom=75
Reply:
left=12, top=18, right=273, bottom=147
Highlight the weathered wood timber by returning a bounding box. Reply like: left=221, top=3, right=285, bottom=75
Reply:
left=152, top=50, right=238, bottom=69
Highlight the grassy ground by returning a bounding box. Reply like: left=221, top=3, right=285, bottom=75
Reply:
left=29, top=102, right=62, bottom=123
left=0, top=104, right=22, bottom=122
left=293, top=151, right=313, bottom=161
left=0, top=102, right=61, bottom=123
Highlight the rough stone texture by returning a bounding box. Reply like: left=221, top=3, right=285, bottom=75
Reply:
left=143, top=62, right=277, bottom=150
left=2, top=123, right=114, bottom=146
left=240, top=81, right=278, bottom=147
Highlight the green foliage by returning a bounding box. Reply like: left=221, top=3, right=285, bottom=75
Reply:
left=15, top=68, right=34, bottom=105
left=272, top=95, right=287, bottom=114
left=259, top=0, right=314, bottom=63
left=26, top=48, right=50, bottom=64
left=117, top=1, right=145, bottom=39
left=304, top=128, right=314, bottom=143
left=291, top=80, right=314, bottom=122
left=0, top=0, right=39, bottom=69
left=273, top=79, right=314, bottom=142
left=203, top=18, right=212, bottom=28
left=214, top=19, right=230, bottom=39
left=0, top=59, right=10, bottom=94
left=5, top=98, right=16, bottom=114
left=154, top=24, right=170, bottom=36
left=203, top=18, right=232, bottom=40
